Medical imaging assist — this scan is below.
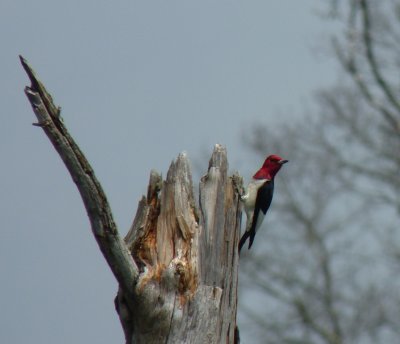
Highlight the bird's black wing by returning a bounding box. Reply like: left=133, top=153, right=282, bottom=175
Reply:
left=247, top=180, right=274, bottom=250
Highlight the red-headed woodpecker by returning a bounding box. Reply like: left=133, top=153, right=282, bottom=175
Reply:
left=239, top=154, right=288, bottom=252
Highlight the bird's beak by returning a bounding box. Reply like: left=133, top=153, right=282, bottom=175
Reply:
left=279, top=159, right=289, bottom=164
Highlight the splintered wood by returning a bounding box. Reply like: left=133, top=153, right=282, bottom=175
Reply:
left=121, top=145, right=242, bottom=343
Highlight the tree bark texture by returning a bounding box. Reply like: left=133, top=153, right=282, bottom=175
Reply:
left=21, top=56, right=242, bottom=344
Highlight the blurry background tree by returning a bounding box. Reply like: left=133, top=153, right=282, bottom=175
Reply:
left=238, top=0, right=400, bottom=343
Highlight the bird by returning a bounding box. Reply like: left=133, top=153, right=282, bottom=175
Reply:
left=238, top=154, right=288, bottom=252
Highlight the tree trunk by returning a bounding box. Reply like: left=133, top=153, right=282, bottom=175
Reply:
left=20, top=56, right=242, bottom=344
left=117, top=146, right=241, bottom=343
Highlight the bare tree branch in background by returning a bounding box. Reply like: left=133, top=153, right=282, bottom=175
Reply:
left=238, top=1, right=400, bottom=343
left=327, top=0, right=400, bottom=210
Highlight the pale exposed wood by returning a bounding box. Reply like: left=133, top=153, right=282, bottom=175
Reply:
left=21, top=56, right=242, bottom=344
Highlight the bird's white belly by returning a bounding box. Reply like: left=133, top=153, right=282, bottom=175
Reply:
left=242, top=179, right=268, bottom=232
left=243, top=179, right=267, bottom=210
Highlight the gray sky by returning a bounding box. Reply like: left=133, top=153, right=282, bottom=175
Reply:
left=1, top=1, right=337, bottom=343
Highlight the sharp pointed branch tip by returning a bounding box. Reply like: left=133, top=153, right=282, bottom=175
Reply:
left=19, top=55, right=30, bottom=72
left=19, top=55, right=26, bottom=64
left=19, top=55, right=39, bottom=91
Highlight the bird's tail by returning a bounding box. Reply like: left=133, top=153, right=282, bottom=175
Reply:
left=248, top=231, right=256, bottom=250
left=238, top=231, right=250, bottom=253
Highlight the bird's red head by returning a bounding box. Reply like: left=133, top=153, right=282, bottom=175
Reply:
left=253, top=154, right=288, bottom=180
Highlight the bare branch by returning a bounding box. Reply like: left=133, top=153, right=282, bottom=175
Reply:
left=359, top=0, right=400, bottom=117
left=20, top=56, right=139, bottom=308
left=333, top=39, right=399, bottom=130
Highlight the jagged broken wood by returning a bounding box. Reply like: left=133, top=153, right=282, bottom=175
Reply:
left=20, top=56, right=242, bottom=344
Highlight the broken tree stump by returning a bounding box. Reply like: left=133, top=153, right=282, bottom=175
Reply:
left=20, top=55, right=242, bottom=344
left=118, top=146, right=242, bottom=343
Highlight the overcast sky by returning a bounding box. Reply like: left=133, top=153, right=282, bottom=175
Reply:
left=1, top=1, right=337, bottom=343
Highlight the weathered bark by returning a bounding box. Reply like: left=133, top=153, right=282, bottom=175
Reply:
left=21, top=56, right=242, bottom=344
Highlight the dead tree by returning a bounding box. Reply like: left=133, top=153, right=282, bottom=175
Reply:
left=20, top=56, right=241, bottom=344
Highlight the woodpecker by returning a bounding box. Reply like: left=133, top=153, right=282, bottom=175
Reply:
left=239, top=154, right=288, bottom=252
